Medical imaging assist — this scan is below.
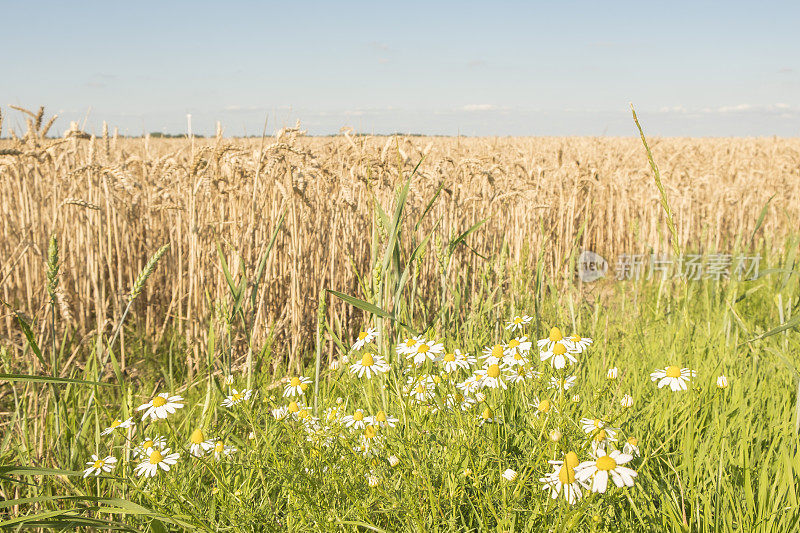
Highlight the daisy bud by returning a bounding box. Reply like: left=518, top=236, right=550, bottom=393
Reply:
left=367, top=473, right=379, bottom=487
left=341, top=355, right=349, bottom=364
left=620, top=394, right=634, bottom=408
left=716, top=375, right=729, bottom=389
left=328, top=359, right=340, bottom=371
left=248, top=431, right=256, bottom=440
left=571, top=394, right=580, bottom=403
left=502, top=468, right=518, bottom=482
left=475, top=392, right=486, bottom=403
left=606, top=367, right=618, bottom=380
left=549, top=429, right=562, bottom=442
left=388, top=455, right=400, bottom=467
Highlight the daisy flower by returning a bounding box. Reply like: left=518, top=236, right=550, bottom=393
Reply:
left=222, top=388, right=253, bottom=407
left=575, top=449, right=637, bottom=493
left=538, top=326, right=572, bottom=352
left=623, top=437, right=640, bottom=457
left=540, top=451, right=586, bottom=505
left=456, top=374, right=481, bottom=394
left=505, top=315, right=532, bottom=332
left=650, top=366, right=696, bottom=391
left=475, top=362, right=508, bottom=390
left=352, top=327, right=377, bottom=351
left=283, top=377, right=312, bottom=397
left=580, top=418, right=608, bottom=435
left=407, top=339, right=444, bottom=366
left=532, top=397, right=554, bottom=417
left=502, top=468, right=518, bottom=481
left=388, top=455, right=400, bottom=467
left=136, top=393, right=184, bottom=421
left=440, top=349, right=473, bottom=373
left=366, top=473, right=380, bottom=487
left=223, top=375, right=235, bottom=386
left=367, top=410, right=398, bottom=428
left=271, top=405, right=289, bottom=420
left=134, top=448, right=180, bottom=478
left=188, top=428, right=214, bottom=457
left=478, top=406, right=502, bottom=425
left=446, top=392, right=476, bottom=411
left=133, top=435, right=166, bottom=459
left=504, top=336, right=532, bottom=357
left=589, top=428, right=618, bottom=453
left=212, top=440, right=237, bottom=461
left=349, top=352, right=390, bottom=379
left=717, top=375, right=729, bottom=389
left=540, top=341, right=577, bottom=370
left=620, top=394, right=634, bottom=408
left=606, top=367, right=618, bottom=380
left=567, top=334, right=593, bottom=353
left=548, top=375, right=577, bottom=391
left=481, top=344, right=506, bottom=363
left=83, top=455, right=117, bottom=478
left=405, top=376, right=435, bottom=402
left=343, top=409, right=368, bottom=430
left=101, top=417, right=135, bottom=436
left=396, top=336, right=423, bottom=356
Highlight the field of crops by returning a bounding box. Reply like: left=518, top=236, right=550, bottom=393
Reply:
left=1, top=108, right=800, bottom=530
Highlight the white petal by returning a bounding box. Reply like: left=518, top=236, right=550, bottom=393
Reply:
left=593, top=471, right=609, bottom=493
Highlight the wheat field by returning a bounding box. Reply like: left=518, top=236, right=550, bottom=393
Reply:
left=1, top=109, right=798, bottom=374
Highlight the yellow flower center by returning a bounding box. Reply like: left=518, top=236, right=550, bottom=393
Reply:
left=152, top=396, right=167, bottom=407
left=537, top=399, right=551, bottom=413
left=596, top=455, right=617, bottom=471
left=215, top=441, right=225, bottom=453
left=417, top=344, right=430, bottom=353
left=376, top=411, right=387, bottom=422
left=364, top=425, right=377, bottom=439
left=571, top=335, right=581, bottom=342
left=149, top=449, right=163, bottom=464
left=482, top=407, right=493, bottom=420
left=415, top=384, right=425, bottom=394
left=559, top=464, right=577, bottom=484
left=361, top=353, right=375, bottom=366
left=455, top=393, right=464, bottom=402
left=110, top=419, right=122, bottom=428
left=593, top=419, right=602, bottom=428
left=487, top=364, right=501, bottom=378
left=508, top=339, right=520, bottom=349
left=300, top=383, right=308, bottom=391
left=142, top=439, right=154, bottom=449
left=353, top=411, right=364, bottom=421
left=514, top=317, right=522, bottom=324
left=358, top=331, right=368, bottom=340
left=549, top=327, right=563, bottom=342
left=288, top=401, right=299, bottom=413
left=514, top=353, right=523, bottom=361
left=552, top=343, right=567, bottom=355
left=298, top=409, right=310, bottom=419
left=627, top=437, right=638, bottom=446
left=491, top=345, right=504, bottom=358
left=93, top=459, right=104, bottom=468
left=433, top=375, right=442, bottom=384
left=405, top=339, right=416, bottom=347
left=443, top=352, right=456, bottom=362
left=594, top=429, right=607, bottom=442
left=565, top=451, right=579, bottom=470
left=231, top=393, right=244, bottom=402
left=290, top=377, right=301, bottom=387
left=666, top=366, right=681, bottom=378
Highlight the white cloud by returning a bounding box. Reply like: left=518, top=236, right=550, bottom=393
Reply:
left=461, top=104, right=500, bottom=112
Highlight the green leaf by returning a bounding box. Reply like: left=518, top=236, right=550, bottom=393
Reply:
left=0, top=373, right=115, bottom=387
left=326, top=290, right=417, bottom=335
left=751, top=194, right=775, bottom=243
left=15, top=312, right=47, bottom=369
left=750, top=314, right=800, bottom=341
left=0, top=465, right=84, bottom=477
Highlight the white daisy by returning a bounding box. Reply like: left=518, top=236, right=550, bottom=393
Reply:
left=440, top=349, right=473, bottom=373
left=212, top=440, right=237, bottom=461
left=133, top=435, right=166, bottom=459
left=606, top=367, right=618, bottom=380
left=101, top=417, right=135, bottom=436
left=575, top=449, right=637, bottom=493
left=650, top=366, right=696, bottom=391
left=349, top=352, right=390, bottom=379
left=136, top=393, right=184, bottom=421
left=478, top=406, right=500, bottom=425
left=134, top=448, right=180, bottom=478
left=717, top=375, right=729, bottom=389
left=395, top=336, right=424, bottom=356
left=481, top=344, right=506, bottom=363
left=283, top=377, right=312, bottom=397
left=188, top=428, right=214, bottom=457
left=407, top=339, right=444, bottom=366
left=352, top=327, right=377, bottom=351
left=366, top=472, right=380, bottom=487
left=537, top=326, right=572, bottom=351
left=404, top=376, right=435, bottom=402
left=531, top=397, right=554, bottom=417
left=623, top=437, right=641, bottom=457
left=567, top=334, right=593, bottom=353
left=475, top=362, right=508, bottom=390
left=83, top=455, right=117, bottom=478
left=548, top=375, right=577, bottom=391
left=271, top=405, right=290, bottom=420
left=540, top=341, right=577, bottom=370
left=222, top=388, right=253, bottom=407
left=342, top=409, right=368, bottom=430
left=445, top=392, right=476, bottom=411
left=388, top=455, right=400, bottom=467
left=505, top=315, right=532, bottom=332
left=502, top=468, right=518, bottom=481
left=504, top=336, right=532, bottom=358
left=366, top=410, right=398, bottom=428
left=456, top=374, right=482, bottom=394
left=620, top=394, right=634, bottom=408
left=540, top=452, right=587, bottom=505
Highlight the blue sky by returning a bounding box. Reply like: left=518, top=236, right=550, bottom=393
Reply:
left=3, top=1, right=799, bottom=136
